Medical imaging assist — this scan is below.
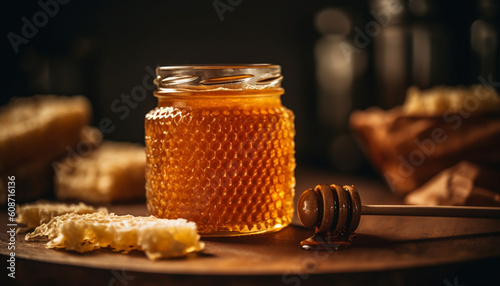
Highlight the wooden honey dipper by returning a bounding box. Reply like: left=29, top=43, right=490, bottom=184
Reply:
left=298, top=184, right=500, bottom=235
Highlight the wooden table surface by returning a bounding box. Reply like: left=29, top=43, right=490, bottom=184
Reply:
left=1, top=167, right=500, bottom=285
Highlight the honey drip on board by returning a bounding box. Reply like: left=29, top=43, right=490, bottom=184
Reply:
left=300, top=232, right=356, bottom=251
left=145, top=96, right=296, bottom=236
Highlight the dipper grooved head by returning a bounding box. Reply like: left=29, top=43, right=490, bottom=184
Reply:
left=297, top=184, right=362, bottom=234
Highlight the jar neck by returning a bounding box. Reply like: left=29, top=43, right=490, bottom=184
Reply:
left=155, top=88, right=284, bottom=108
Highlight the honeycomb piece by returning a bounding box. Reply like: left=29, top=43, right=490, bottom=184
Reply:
left=16, top=200, right=108, bottom=229
left=403, top=85, right=500, bottom=116
left=145, top=99, right=296, bottom=235
left=0, top=95, right=91, bottom=173
left=25, top=213, right=204, bottom=260
left=54, top=141, right=146, bottom=203
left=0, top=95, right=92, bottom=203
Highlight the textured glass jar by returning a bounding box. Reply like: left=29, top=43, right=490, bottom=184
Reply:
left=145, top=64, right=296, bottom=236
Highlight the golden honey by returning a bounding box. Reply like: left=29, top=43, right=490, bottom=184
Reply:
left=145, top=65, right=296, bottom=236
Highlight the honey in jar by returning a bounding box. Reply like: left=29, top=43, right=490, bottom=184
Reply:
left=145, top=64, right=296, bottom=236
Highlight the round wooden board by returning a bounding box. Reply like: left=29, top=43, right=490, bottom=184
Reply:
left=2, top=168, right=500, bottom=285
left=2, top=215, right=500, bottom=276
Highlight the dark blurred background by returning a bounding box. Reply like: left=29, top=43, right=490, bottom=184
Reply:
left=1, top=0, right=499, bottom=172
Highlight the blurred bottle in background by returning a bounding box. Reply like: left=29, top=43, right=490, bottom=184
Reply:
left=313, top=7, right=368, bottom=172
left=372, top=0, right=450, bottom=108
left=371, top=0, right=408, bottom=108
left=471, top=0, right=499, bottom=81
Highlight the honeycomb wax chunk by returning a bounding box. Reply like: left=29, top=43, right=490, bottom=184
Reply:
left=16, top=200, right=108, bottom=229
left=25, top=212, right=204, bottom=259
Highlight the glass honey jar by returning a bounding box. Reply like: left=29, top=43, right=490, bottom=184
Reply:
left=145, top=64, right=296, bottom=236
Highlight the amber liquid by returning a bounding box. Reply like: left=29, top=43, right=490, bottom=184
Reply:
left=145, top=91, right=296, bottom=236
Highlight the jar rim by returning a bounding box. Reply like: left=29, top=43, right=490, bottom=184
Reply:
left=155, top=64, right=283, bottom=92
left=157, top=63, right=278, bottom=70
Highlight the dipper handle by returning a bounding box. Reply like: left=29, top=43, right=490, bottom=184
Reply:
left=361, top=205, right=500, bottom=218
left=297, top=184, right=500, bottom=235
